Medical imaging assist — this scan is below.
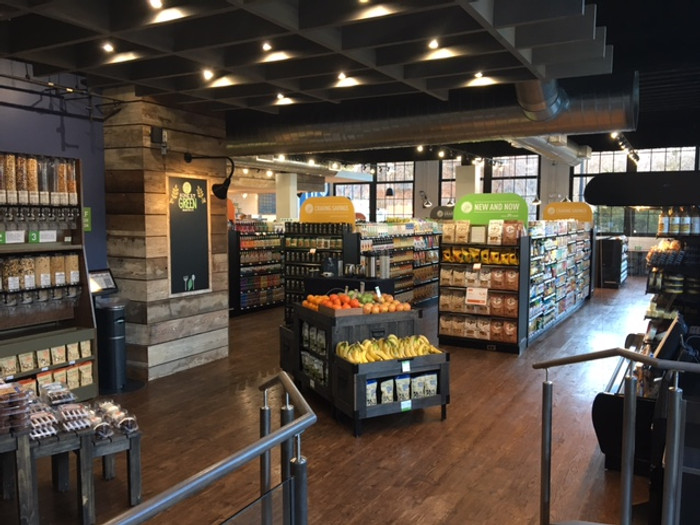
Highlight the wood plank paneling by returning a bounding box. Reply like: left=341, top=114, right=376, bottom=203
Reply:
left=107, top=235, right=168, bottom=259
left=107, top=256, right=168, bottom=281
left=127, top=310, right=228, bottom=346
left=106, top=215, right=168, bottom=237
left=124, top=290, right=229, bottom=324
left=138, top=346, right=229, bottom=381
left=116, top=277, right=169, bottom=303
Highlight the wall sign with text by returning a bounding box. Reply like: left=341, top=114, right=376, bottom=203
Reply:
left=454, top=193, right=529, bottom=224
left=168, top=176, right=210, bottom=295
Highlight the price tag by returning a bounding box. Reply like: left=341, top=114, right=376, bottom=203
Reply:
left=40, top=230, right=58, bottom=243
left=466, top=287, right=489, bottom=306
left=5, top=375, right=13, bottom=380
left=473, top=263, right=482, bottom=271
left=309, top=248, right=316, bottom=254
left=400, top=400, right=412, bottom=412
left=5, top=230, right=24, bottom=244
left=41, top=367, right=48, bottom=372
left=69, top=361, right=76, bottom=365
left=375, top=286, right=382, bottom=299
left=401, top=360, right=411, bottom=373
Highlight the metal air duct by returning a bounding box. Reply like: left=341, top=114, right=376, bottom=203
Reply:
left=225, top=75, right=638, bottom=156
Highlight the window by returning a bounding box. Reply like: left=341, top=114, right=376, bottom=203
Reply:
left=441, top=159, right=458, bottom=206
left=491, top=155, right=539, bottom=221
left=376, top=161, right=414, bottom=219
left=334, top=183, right=370, bottom=220
left=637, top=147, right=696, bottom=172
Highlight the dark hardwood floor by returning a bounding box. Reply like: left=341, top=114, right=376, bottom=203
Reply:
left=2, top=278, right=654, bottom=524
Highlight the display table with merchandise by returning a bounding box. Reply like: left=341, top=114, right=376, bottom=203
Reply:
left=284, top=304, right=450, bottom=435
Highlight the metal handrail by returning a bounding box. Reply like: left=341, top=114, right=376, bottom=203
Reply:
left=103, top=371, right=317, bottom=525
left=533, top=347, right=700, bottom=373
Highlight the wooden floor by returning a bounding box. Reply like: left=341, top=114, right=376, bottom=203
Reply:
left=2, top=278, right=654, bottom=525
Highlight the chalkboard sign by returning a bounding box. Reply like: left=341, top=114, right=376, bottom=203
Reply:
left=169, top=176, right=210, bottom=294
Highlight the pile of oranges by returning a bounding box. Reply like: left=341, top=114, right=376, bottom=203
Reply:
left=302, top=293, right=361, bottom=311
left=301, top=292, right=412, bottom=314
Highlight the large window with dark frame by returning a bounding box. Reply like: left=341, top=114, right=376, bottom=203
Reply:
left=490, top=155, right=540, bottom=221
left=376, top=161, right=414, bottom=219
left=440, top=159, right=458, bottom=206
left=334, top=183, right=371, bottom=220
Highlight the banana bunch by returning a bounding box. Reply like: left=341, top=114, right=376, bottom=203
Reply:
left=336, top=334, right=441, bottom=364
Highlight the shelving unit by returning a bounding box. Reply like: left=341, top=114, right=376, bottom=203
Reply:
left=283, top=222, right=355, bottom=325
left=412, top=233, right=440, bottom=305
left=228, top=222, right=284, bottom=315
left=597, top=235, right=628, bottom=288
left=528, top=220, right=593, bottom=342
left=438, top=236, right=529, bottom=354
left=0, top=152, right=97, bottom=400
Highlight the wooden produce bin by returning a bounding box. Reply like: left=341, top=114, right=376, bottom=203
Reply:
left=333, top=352, right=450, bottom=436
left=289, top=305, right=418, bottom=403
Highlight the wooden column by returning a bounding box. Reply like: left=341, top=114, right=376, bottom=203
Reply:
left=102, top=88, right=229, bottom=381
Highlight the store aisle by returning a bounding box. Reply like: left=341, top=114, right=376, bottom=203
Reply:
left=1, top=278, right=652, bottom=524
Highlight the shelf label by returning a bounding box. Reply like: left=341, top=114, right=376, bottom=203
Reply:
left=400, top=400, right=412, bottom=412
left=401, top=360, right=411, bottom=373
left=2, top=230, right=25, bottom=244
left=473, top=263, right=482, bottom=271
left=83, top=207, right=92, bottom=232
left=41, top=367, right=48, bottom=372
left=40, top=230, right=58, bottom=243
left=466, top=287, right=489, bottom=306
left=5, top=375, right=13, bottom=380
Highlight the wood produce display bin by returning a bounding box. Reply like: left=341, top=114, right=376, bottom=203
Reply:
left=288, top=305, right=418, bottom=403
left=332, top=352, right=450, bottom=436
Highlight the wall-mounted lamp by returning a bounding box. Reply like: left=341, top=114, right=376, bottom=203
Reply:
left=419, top=190, right=432, bottom=208
left=184, top=152, right=235, bottom=200
left=531, top=195, right=541, bottom=206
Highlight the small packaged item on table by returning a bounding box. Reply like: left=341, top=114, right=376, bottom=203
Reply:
left=366, top=380, right=378, bottom=407
left=394, top=375, right=411, bottom=401
left=40, top=381, right=76, bottom=406
left=379, top=379, right=394, bottom=404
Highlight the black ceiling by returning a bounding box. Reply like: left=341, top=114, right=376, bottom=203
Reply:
left=1, top=0, right=699, bottom=160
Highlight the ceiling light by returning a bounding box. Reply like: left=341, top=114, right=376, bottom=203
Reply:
left=359, top=0, right=370, bottom=3
left=474, top=71, right=483, bottom=78
left=242, top=193, right=248, bottom=199
left=106, top=52, right=141, bottom=64
left=266, top=170, right=274, bottom=177
left=331, top=162, right=340, bottom=170
left=262, top=51, right=292, bottom=62
left=425, top=48, right=457, bottom=60
left=202, top=69, right=214, bottom=81
left=152, top=7, right=186, bottom=23
left=277, top=93, right=284, bottom=99
left=456, top=155, right=462, bottom=162
left=420, top=190, right=433, bottom=208
left=610, top=131, right=619, bottom=139
left=308, top=159, right=315, bottom=166
left=262, top=41, right=272, bottom=52
left=102, top=42, right=114, bottom=53
left=466, top=75, right=497, bottom=87
left=149, top=0, right=163, bottom=8
left=242, top=168, right=249, bottom=175
left=336, top=76, right=360, bottom=88
left=428, top=39, right=439, bottom=50
left=277, top=154, right=286, bottom=161
left=438, top=150, right=445, bottom=158
left=370, top=168, right=375, bottom=174
left=338, top=72, right=346, bottom=80
left=532, top=196, right=541, bottom=206
left=417, top=145, right=424, bottom=152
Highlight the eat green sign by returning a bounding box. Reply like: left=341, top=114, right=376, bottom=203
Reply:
left=454, top=193, right=529, bottom=224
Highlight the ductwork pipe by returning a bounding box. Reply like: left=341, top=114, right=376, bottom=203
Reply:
left=225, top=75, right=638, bottom=156
left=515, top=79, right=569, bottom=122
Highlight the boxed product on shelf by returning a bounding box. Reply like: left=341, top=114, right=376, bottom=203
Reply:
left=53, top=367, right=67, bottom=385
left=36, top=349, right=51, bottom=368
left=50, top=345, right=67, bottom=365
left=18, top=351, right=36, bottom=373
left=79, top=362, right=93, bottom=385
left=0, top=355, right=18, bottom=377
left=487, top=220, right=504, bottom=245
left=79, top=339, right=92, bottom=358
left=475, top=318, right=491, bottom=339
left=455, top=221, right=470, bottom=244
left=66, top=365, right=80, bottom=390
left=470, top=225, right=486, bottom=243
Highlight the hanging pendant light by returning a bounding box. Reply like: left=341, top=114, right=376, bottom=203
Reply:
left=385, top=187, right=394, bottom=197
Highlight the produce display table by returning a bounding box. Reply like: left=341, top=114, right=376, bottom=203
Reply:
left=285, top=305, right=450, bottom=435
left=1, top=429, right=141, bottom=525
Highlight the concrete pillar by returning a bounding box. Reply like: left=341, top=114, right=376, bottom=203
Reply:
left=539, top=160, right=571, bottom=209
left=413, top=160, right=440, bottom=218
left=455, top=164, right=482, bottom=198
left=276, top=172, right=299, bottom=219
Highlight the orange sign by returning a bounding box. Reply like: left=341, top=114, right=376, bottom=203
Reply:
left=299, top=196, right=355, bottom=224
left=544, top=202, right=593, bottom=222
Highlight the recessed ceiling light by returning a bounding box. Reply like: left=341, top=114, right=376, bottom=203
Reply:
left=262, top=41, right=272, bottom=52
left=277, top=154, right=286, bottom=161
left=338, top=72, right=346, bottom=80
left=262, top=51, right=292, bottom=63
left=359, top=0, right=370, bottom=3
left=331, top=162, right=340, bottom=170
left=467, top=75, right=497, bottom=87
left=149, top=0, right=163, bottom=9
left=308, top=159, right=316, bottom=166
left=202, top=69, right=214, bottom=81
left=438, top=150, right=445, bottom=158
left=456, top=155, right=463, bottom=162
left=336, top=75, right=359, bottom=88
left=102, top=42, right=114, bottom=53
left=266, top=170, right=274, bottom=177
left=417, top=145, right=424, bottom=152
left=474, top=71, right=483, bottom=78
left=242, top=193, right=248, bottom=199
left=428, top=39, right=439, bottom=50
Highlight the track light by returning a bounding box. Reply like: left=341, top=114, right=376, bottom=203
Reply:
left=184, top=152, right=235, bottom=200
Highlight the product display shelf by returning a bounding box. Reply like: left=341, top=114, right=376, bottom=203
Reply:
left=282, top=222, right=356, bottom=325
left=412, top=233, right=440, bottom=305
left=228, top=227, right=284, bottom=316
left=528, top=227, right=593, bottom=343
left=437, top=236, right=529, bottom=354
left=332, top=352, right=450, bottom=436
left=0, top=154, right=98, bottom=400
left=597, top=235, right=629, bottom=288
left=286, top=304, right=418, bottom=406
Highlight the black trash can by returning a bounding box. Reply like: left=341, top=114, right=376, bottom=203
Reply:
left=95, top=296, right=129, bottom=394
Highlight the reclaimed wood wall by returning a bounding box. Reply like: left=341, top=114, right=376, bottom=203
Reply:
left=102, top=87, right=229, bottom=381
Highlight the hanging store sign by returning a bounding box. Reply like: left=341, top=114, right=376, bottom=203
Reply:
left=300, top=196, right=355, bottom=224
left=544, top=202, right=593, bottom=222
left=454, top=193, right=528, bottom=224
left=430, top=206, right=454, bottom=220
left=168, top=176, right=210, bottom=295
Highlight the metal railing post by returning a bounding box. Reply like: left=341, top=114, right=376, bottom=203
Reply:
left=662, top=372, right=684, bottom=525
left=540, top=370, right=552, bottom=525
left=291, top=434, right=308, bottom=525
left=260, top=389, right=272, bottom=525
left=281, top=393, right=294, bottom=525
left=620, top=364, right=637, bottom=525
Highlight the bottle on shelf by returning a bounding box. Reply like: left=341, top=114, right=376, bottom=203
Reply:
left=669, top=206, right=681, bottom=236
left=657, top=207, right=669, bottom=237
left=690, top=205, right=700, bottom=236
left=680, top=206, right=692, bottom=236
